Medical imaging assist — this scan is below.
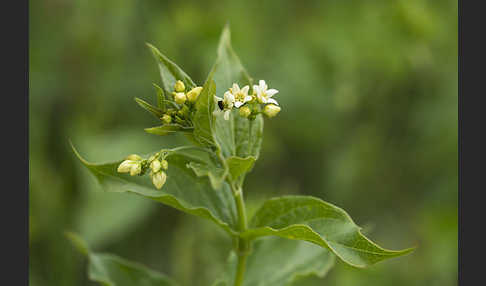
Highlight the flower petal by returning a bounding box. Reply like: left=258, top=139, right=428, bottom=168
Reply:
left=259, top=80, right=266, bottom=89
left=234, top=101, right=243, bottom=108
left=267, top=98, right=279, bottom=105
left=241, top=85, right=250, bottom=95
left=266, top=89, right=279, bottom=97
left=244, top=95, right=252, bottom=102
left=232, top=83, right=240, bottom=93
left=253, top=85, right=260, bottom=95
left=224, top=110, right=230, bottom=120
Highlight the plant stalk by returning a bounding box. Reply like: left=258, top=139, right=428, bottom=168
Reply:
left=233, top=186, right=249, bottom=286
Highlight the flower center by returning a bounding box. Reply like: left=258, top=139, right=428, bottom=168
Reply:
left=235, top=92, right=245, bottom=102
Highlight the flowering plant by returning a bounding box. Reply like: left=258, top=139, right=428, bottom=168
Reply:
left=70, top=25, right=413, bottom=286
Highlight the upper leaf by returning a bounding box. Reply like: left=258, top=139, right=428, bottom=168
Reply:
left=146, top=43, right=196, bottom=95
left=144, top=124, right=194, bottom=136
left=214, top=236, right=335, bottom=286
left=210, top=25, right=264, bottom=160
left=135, top=97, right=164, bottom=119
left=152, top=83, right=166, bottom=111
left=245, top=196, right=414, bottom=268
left=72, top=144, right=238, bottom=235
left=67, top=232, right=178, bottom=286
left=193, top=75, right=217, bottom=148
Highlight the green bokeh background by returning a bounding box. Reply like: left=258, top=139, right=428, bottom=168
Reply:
left=29, top=0, right=457, bottom=285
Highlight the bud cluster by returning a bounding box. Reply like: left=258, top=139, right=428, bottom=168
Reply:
left=215, top=80, right=281, bottom=120
left=117, top=152, right=169, bottom=190
left=160, top=80, right=203, bottom=127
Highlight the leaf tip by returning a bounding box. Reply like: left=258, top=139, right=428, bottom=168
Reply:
left=65, top=231, right=90, bottom=257
left=70, top=141, right=92, bottom=167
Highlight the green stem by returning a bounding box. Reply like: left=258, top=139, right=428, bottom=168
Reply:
left=233, top=185, right=249, bottom=286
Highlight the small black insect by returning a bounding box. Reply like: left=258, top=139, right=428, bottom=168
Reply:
left=217, top=100, right=224, bottom=110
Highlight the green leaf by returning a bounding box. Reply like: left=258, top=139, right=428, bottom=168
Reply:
left=152, top=83, right=166, bottom=111
left=146, top=43, right=196, bottom=94
left=226, top=156, right=256, bottom=181
left=211, top=25, right=264, bottom=160
left=187, top=161, right=226, bottom=190
left=193, top=76, right=217, bottom=148
left=66, top=232, right=178, bottom=286
left=215, top=237, right=335, bottom=286
left=135, top=97, right=164, bottom=119
left=144, top=124, right=194, bottom=136
left=245, top=196, right=414, bottom=268
left=71, top=144, right=238, bottom=235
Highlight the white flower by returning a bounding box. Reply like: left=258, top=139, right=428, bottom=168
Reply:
left=214, top=91, right=236, bottom=120
left=228, top=83, right=252, bottom=108
left=253, top=80, right=279, bottom=105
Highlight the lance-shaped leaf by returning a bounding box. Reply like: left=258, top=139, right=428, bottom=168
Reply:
left=211, top=25, right=264, bottom=160
left=193, top=74, right=217, bottom=148
left=152, top=83, right=166, bottom=111
left=146, top=43, right=196, bottom=94
left=71, top=144, right=238, bottom=235
left=144, top=124, right=194, bottom=136
left=213, top=236, right=335, bottom=286
left=244, top=196, right=414, bottom=268
left=66, top=232, right=178, bottom=286
left=135, top=97, right=164, bottom=119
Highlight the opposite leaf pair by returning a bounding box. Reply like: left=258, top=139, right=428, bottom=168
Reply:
left=71, top=24, right=413, bottom=286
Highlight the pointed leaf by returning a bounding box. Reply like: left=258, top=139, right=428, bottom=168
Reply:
left=135, top=97, right=164, bottom=119
left=72, top=144, right=238, bottom=235
left=147, top=43, right=196, bottom=94
left=211, top=25, right=264, bottom=161
left=144, top=124, right=194, bottom=136
left=215, top=237, right=335, bottom=286
left=193, top=76, right=217, bottom=148
left=67, top=232, right=178, bottom=286
left=152, top=83, right=166, bottom=111
left=245, top=196, right=414, bottom=268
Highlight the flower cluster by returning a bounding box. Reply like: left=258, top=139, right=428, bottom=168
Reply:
left=117, top=152, right=169, bottom=189
left=215, top=80, right=281, bottom=120
left=159, top=80, right=203, bottom=127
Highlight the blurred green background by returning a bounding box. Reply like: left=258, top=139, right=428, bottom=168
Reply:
left=29, top=0, right=457, bottom=285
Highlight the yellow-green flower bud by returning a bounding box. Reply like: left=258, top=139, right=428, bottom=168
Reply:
left=152, top=171, right=167, bottom=189
left=263, top=104, right=281, bottom=118
left=161, top=114, right=172, bottom=124
left=161, top=159, right=168, bottom=170
left=126, top=154, right=142, bottom=161
left=174, top=80, right=185, bottom=92
left=239, top=106, right=251, bottom=118
left=174, top=92, right=187, bottom=104
left=130, top=162, right=142, bottom=176
left=150, top=159, right=161, bottom=173
left=117, top=160, right=135, bottom=173
left=187, top=86, right=203, bottom=102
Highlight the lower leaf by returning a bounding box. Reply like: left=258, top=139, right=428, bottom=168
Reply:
left=245, top=196, right=414, bottom=268
left=66, top=232, right=178, bottom=286
left=71, top=144, right=239, bottom=235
